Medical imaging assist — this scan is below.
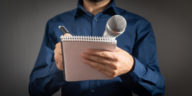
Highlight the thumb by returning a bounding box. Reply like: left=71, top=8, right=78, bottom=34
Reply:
left=64, top=33, right=72, bottom=36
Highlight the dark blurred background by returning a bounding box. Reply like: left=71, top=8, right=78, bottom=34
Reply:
left=0, top=0, right=192, bottom=96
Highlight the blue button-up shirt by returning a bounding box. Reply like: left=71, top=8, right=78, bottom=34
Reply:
left=29, top=0, right=165, bottom=96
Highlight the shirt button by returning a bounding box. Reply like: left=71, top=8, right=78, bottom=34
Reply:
left=90, top=89, right=95, bottom=93
left=95, top=18, right=98, bottom=22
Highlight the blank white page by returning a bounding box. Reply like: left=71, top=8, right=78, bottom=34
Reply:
left=61, top=36, right=117, bottom=81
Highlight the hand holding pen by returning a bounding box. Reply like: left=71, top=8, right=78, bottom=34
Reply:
left=54, top=26, right=72, bottom=71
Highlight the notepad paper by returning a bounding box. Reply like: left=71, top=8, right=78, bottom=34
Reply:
left=60, top=36, right=117, bottom=81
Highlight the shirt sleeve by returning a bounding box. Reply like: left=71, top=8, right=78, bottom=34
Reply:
left=120, top=18, right=165, bottom=96
left=29, top=21, right=65, bottom=96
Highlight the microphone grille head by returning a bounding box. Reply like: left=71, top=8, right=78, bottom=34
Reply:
left=107, top=15, right=127, bottom=33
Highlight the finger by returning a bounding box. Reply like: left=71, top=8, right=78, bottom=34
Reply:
left=82, top=58, right=116, bottom=78
left=55, top=55, right=64, bottom=71
left=81, top=54, right=117, bottom=70
left=64, top=33, right=72, bottom=36
left=55, top=42, right=62, bottom=55
left=55, top=42, right=61, bottom=48
left=83, top=49, right=117, bottom=61
left=99, top=69, right=115, bottom=78
left=82, top=58, right=114, bottom=73
left=56, top=62, right=64, bottom=71
left=54, top=47, right=64, bottom=70
left=54, top=52, right=61, bottom=62
left=54, top=48, right=62, bottom=55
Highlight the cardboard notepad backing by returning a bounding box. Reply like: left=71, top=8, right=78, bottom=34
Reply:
left=60, top=36, right=117, bottom=81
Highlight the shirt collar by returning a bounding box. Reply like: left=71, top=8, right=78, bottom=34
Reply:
left=73, top=0, right=118, bottom=18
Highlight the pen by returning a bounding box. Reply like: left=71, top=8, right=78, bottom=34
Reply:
left=58, top=25, right=69, bottom=35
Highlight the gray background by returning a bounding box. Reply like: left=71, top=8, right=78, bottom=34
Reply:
left=0, top=0, right=192, bottom=96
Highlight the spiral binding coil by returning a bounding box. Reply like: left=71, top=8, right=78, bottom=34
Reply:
left=60, top=35, right=117, bottom=44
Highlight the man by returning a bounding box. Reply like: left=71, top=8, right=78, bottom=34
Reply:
left=29, top=0, right=165, bottom=96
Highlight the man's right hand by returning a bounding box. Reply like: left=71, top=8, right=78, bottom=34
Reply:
left=54, top=33, right=72, bottom=71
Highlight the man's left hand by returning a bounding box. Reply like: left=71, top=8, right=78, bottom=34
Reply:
left=81, top=47, right=134, bottom=78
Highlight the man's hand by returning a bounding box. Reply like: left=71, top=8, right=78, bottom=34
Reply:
left=81, top=47, right=134, bottom=78
left=54, top=33, right=72, bottom=71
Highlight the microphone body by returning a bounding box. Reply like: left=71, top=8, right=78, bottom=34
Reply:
left=103, top=15, right=127, bottom=38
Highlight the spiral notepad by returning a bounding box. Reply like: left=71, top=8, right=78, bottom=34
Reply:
left=60, top=36, right=117, bottom=81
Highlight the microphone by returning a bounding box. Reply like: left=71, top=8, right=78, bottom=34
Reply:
left=103, top=15, right=127, bottom=38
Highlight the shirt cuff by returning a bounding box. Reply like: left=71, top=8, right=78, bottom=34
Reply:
left=132, top=57, right=146, bottom=79
left=120, top=57, right=146, bottom=82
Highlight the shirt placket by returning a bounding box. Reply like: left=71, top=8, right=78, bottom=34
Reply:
left=91, top=14, right=100, bottom=36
